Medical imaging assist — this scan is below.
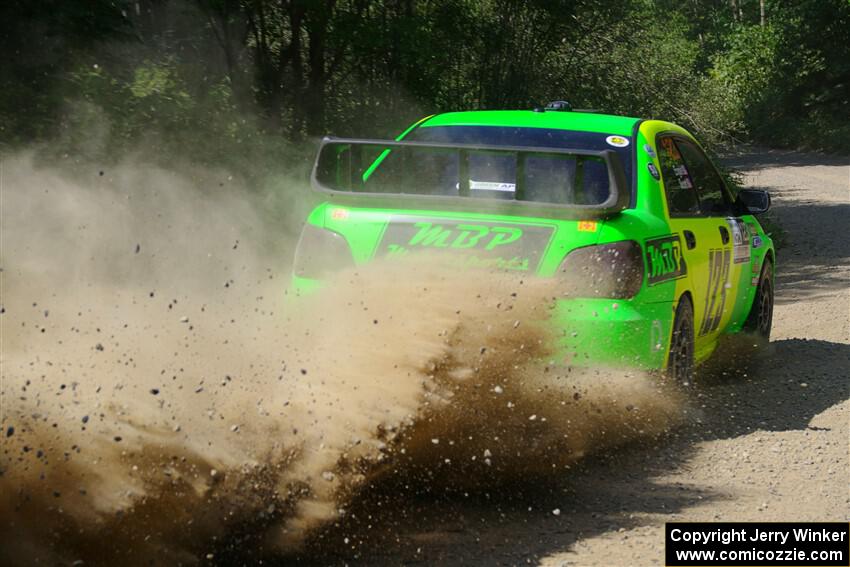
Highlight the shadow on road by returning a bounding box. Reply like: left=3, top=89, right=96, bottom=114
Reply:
left=721, top=148, right=849, bottom=171
left=722, top=147, right=849, bottom=305
left=765, top=198, right=850, bottom=304
left=266, top=338, right=848, bottom=566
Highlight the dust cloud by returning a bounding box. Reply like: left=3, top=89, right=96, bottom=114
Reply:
left=0, top=154, right=686, bottom=564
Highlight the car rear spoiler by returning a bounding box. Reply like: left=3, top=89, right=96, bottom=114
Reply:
left=310, top=137, right=630, bottom=219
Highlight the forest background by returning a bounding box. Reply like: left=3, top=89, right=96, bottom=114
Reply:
left=2, top=0, right=848, bottom=182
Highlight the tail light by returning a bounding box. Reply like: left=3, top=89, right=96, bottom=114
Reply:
left=292, top=223, right=355, bottom=278
left=557, top=240, right=644, bottom=298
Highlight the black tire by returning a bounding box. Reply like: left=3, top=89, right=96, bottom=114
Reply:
left=744, top=259, right=774, bottom=339
left=667, top=296, right=695, bottom=385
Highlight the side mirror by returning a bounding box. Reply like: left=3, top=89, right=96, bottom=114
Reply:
left=738, top=188, right=771, bottom=215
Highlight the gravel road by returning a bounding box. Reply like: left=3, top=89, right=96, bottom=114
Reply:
left=291, top=147, right=849, bottom=566
left=3, top=148, right=845, bottom=566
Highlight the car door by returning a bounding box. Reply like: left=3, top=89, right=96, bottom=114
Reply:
left=657, top=135, right=738, bottom=357
left=674, top=139, right=750, bottom=338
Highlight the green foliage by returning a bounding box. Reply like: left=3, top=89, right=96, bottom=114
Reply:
left=55, top=56, right=310, bottom=182
left=710, top=24, right=779, bottom=110
left=2, top=0, right=848, bottom=167
left=0, top=0, right=131, bottom=149
left=707, top=0, right=850, bottom=152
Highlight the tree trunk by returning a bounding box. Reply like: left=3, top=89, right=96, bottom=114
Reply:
left=202, top=0, right=251, bottom=113
left=305, top=4, right=332, bottom=137
left=284, top=0, right=306, bottom=139
left=245, top=1, right=284, bottom=130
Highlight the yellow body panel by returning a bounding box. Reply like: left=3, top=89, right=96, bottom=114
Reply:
left=638, top=121, right=752, bottom=364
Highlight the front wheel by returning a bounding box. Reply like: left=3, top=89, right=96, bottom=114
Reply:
left=744, top=259, right=774, bottom=339
left=667, top=296, right=695, bottom=385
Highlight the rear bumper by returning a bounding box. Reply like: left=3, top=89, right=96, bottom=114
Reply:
left=291, top=275, right=673, bottom=371
left=549, top=298, right=673, bottom=371
left=290, top=274, right=323, bottom=297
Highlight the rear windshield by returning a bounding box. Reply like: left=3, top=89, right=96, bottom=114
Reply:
left=360, top=125, right=633, bottom=206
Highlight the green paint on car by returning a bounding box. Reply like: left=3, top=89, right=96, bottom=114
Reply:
left=292, top=105, right=776, bottom=380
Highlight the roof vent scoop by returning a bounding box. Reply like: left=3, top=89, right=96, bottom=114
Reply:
left=544, top=100, right=572, bottom=112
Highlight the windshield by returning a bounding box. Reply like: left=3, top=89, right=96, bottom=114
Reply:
left=360, top=125, right=633, bottom=206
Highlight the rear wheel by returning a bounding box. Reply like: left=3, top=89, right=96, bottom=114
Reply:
left=744, top=259, right=774, bottom=339
left=667, top=296, right=694, bottom=385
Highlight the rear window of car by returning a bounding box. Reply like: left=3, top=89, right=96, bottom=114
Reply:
left=361, top=125, right=633, bottom=206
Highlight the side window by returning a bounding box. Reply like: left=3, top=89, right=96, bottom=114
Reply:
left=675, top=140, right=733, bottom=216
left=658, top=136, right=699, bottom=215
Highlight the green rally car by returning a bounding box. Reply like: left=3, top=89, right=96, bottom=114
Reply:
left=292, top=102, right=775, bottom=382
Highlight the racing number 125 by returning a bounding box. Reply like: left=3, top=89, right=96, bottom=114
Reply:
left=699, top=248, right=731, bottom=336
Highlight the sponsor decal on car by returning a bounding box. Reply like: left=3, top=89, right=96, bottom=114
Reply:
left=469, top=180, right=516, bottom=192
left=727, top=217, right=751, bottom=264
left=645, top=234, right=687, bottom=285
left=376, top=216, right=554, bottom=272
left=672, top=164, right=693, bottom=189
left=330, top=208, right=350, bottom=220
left=699, top=248, right=731, bottom=336
left=661, top=137, right=681, bottom=159
left=647, top=162, right=660, bottom=180
left=650, top=319, right=664, bottom=352
left=605, top=135, right=630, bottom=148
